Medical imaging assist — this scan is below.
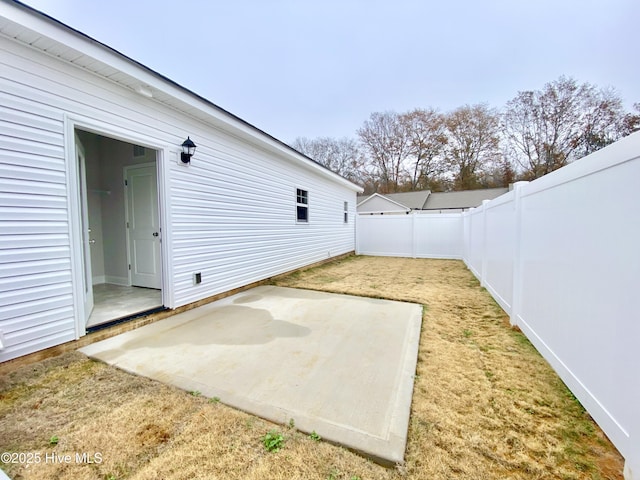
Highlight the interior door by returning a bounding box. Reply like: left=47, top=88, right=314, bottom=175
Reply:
left=75, top=135, right=94, bottom=322
left=126, top=163, right=161, bottom=289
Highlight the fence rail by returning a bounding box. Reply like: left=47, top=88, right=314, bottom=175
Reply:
left=356, top=131, right=640, bottom=479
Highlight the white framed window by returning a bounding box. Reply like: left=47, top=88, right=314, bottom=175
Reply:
left=296, top=188, right=308, bottom=222
left=344, top=201, right=348, bottom=223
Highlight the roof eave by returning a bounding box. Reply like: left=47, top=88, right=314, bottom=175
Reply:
left=2, top=0, right=363, bottom=193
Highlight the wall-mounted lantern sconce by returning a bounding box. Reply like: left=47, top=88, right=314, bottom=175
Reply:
left=180, top=137, right=196, bottom=163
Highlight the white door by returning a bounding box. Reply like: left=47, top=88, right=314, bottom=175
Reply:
left=75, top=135, right=94, bottom=322
left=125, top=164, right=161, bottom=289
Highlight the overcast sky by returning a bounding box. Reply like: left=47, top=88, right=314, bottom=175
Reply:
left=20, top=0, right=640, bottom=144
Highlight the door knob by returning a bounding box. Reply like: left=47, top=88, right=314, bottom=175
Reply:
left=89, top=239, right=96, bottom=244
left=152, top=232, right=159, bottom=237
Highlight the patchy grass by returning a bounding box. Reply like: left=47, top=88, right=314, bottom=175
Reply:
left=0, top=256, right=623, bottom=479
left=262, top=430, right=285, bottom=452
left=274, top=256, right=623, bottom=479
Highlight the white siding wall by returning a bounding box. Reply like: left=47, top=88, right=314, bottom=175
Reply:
left=170, top=138, right=358, bottom=306
left=0, top=36, right=357, bottom=362
left=0, top=71, right=75, bottom=359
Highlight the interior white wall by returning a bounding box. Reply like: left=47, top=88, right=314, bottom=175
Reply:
left=77, top=131, right=105, bottom=284
left=97, top=135, right=156, bottom=286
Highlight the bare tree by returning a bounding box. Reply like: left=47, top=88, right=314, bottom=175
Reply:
left=444, top=104, right=501, bottom=190
left=477, top=157, right=517, bottom=188
left=619, top=102, right=640, bottom=137
left=295, top=77, right=635, bottom=193
left=400, top=108, right=448, bottom=190
left=291, top=136, right=365, bottom=184
left=357, top=111, right=411, bottom=193
left=576, top=87, right=626, bottom=157
left=502, top=76, right=627, bottom=179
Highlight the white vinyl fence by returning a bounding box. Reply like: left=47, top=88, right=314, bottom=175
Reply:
left=356, top=213, right=463, bottom=258
left=357, top=131, right=640, bottom=479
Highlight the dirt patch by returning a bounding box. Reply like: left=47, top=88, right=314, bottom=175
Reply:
left=0, top=256, right=624, bottom=479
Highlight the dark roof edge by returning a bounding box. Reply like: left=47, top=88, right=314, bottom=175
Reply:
left=10, top=0, right=357, bottom=187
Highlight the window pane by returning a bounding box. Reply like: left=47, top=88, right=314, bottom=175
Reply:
left=133, top=145, right=146, bottom=157
left=297, top=206, right=308, bottom=222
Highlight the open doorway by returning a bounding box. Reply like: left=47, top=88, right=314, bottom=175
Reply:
left=75, top=129, right=163, bottom=328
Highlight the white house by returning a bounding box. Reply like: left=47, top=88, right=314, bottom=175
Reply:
left=0, top=1, right=362, bottom=362
left=356, top=192, right=422, bottom=215
left=357, top=188, right=509, bottom=215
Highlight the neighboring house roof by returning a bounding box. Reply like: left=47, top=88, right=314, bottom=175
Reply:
left=357, top=187, right=510, bottom=213
left=423, top=188, right=509, bottom=210
left=2, top=0, right=362, bottom=193
left=356, top=193, right=411, bottom=214
left=381, top=191, right=431, bottom=210
left=357, top=191, right=431, bottom=210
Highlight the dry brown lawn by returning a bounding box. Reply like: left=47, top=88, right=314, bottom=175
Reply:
left=0, top=256, right=623, bottom=479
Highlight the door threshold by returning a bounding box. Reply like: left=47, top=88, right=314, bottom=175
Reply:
left=86, top=306, right=168, bottom=333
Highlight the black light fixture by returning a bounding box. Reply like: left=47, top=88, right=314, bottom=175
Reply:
left=180, top=136, right=196, bottom=163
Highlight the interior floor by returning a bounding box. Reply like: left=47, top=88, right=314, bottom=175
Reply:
left=87, top=284, right=162, bottom=328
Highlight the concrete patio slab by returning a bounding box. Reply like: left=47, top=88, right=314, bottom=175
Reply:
left=79, top=285, right=423, bottom=465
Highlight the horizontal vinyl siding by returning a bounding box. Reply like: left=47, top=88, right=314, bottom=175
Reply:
left=0, top=37, right=184, bottom=363
left=0, top=52, right=75, bottom=361
left=0, top=33, right=358, bottom=360
left=169, top=130, right=357, bottom=306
